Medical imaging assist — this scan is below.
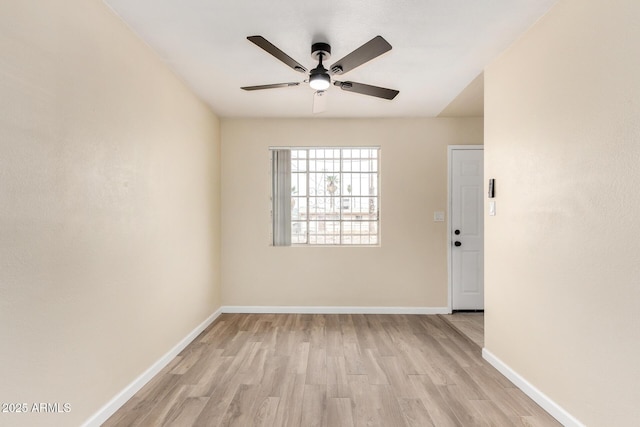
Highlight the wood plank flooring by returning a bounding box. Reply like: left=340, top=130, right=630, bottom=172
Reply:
left=442, top=313, right=485, bottom=348
left=104, top=314, right=559, bottom=426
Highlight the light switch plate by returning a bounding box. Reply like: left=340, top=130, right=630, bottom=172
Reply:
left=434, top=211, right=445, bottom=222
left=489, top=201, right=496, bottom=216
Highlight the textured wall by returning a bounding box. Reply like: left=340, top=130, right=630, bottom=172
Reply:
left=484, top=0, right=640, bottom=424
left=0, top=1, right=221, bottom=425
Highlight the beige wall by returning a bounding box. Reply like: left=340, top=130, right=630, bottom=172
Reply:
left=0, top=1, right=221, bottom=426
left=485, top=0, right=640, bottom=424
left=221, top=118, right=482, bottom=308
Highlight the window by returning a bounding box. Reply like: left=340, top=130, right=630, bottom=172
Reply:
left=271, top=147, right=380, bottom=246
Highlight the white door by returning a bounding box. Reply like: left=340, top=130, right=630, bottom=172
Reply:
left=450, top=147, right=484, bottom=310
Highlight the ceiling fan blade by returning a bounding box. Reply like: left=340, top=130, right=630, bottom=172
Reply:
left=247, top=36, right=308, bottom=73
left=241, top=82, right=301, bottom=91
left=334, top=81, right=399, bottom=100
left=329, top=36, right=392, bottom=75
left=312, top=90, right=328, bottom=114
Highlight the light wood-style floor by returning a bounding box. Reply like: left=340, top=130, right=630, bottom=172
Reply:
left=105, top=314, right=559, bottom=426
left=442, top=313, right=485, bottom=348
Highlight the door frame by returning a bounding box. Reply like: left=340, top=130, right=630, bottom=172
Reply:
left=447, top=145, right=484, bottom=313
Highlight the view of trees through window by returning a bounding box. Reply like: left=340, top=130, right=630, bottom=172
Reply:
left=290, top=147, right=379, bottom=245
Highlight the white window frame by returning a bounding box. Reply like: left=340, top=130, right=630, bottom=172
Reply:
left=270, top=146, right=381, bottom=247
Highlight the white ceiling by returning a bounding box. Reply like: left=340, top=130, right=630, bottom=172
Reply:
left=103, top=0, right=556, bottom=118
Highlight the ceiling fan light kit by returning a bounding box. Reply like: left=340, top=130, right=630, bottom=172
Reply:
left=309, top=73, right=331, bottom=91
left=241, top=35, right=399, bottom=112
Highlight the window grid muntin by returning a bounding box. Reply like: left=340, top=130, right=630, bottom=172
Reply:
left=291, top=147, right=379, bottom=246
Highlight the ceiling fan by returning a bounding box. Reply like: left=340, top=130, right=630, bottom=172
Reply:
left=241, top=35, right=399, bottom=113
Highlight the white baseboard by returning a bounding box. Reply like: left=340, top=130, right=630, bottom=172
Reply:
left=81, top=307, right=223, bottom=427
left=221, top=306, right=449, bottom=314
left=482, top=348, right=585, bottom=427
